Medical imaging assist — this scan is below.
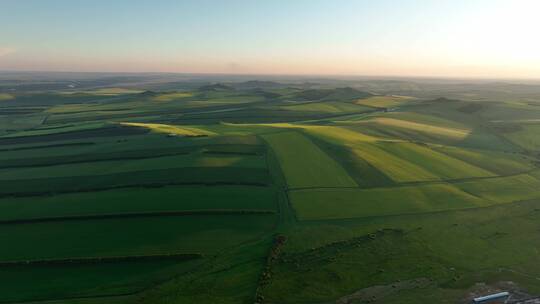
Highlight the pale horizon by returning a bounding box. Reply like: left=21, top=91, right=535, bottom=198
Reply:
left=1, top=0, right=540, bottom=79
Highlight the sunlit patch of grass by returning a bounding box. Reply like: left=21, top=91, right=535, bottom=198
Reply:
left=290, top=183, right=486, bottom=220
left=278, top=101, right=371, bottom=113
left=351, top=142, right=439, bottom=182
left=364, top=117, right=470, bottom=139
left=355, top=95, right=414, bottom=108
left=61, top=88, right=143, bottom=96
left=0, top=93, right=14, bottom=101
left=119, top=122, right=215, bottom=136
left=152, top=92, right=193, bottom=102
left=262, top=131, right=357, bottom=188
left=502, top=123, right=540, bottom=151
left=222, top=122, right=379, bottom=144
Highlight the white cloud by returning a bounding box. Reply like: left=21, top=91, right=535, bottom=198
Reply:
left=0, top=47, right=16, bottom=57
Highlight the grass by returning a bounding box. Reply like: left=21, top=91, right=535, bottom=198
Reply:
left=0, top=113, right=47, bottom=131
left=277, top=101, right=371, bottom=114
left=433, top=145, right=535, bottom=175
left=374, top=142, right=494, bottom=179
left=262, top=131, right=357, bottom=188
left=0, top=167, right=272, bottom=196
left=304, top=135, right=395, bottom=188
left=0, top=259, right=198, bottom=303
left=0, top=133, right=247, bottom=159
left=355, top=95, right=413, bottom=108
left=0, top=125, right=148, bottom=145
left=262, top=231, right=447, bottom=304
left=300, top=125, right=379, bottom=145
left=222, top=122, right=379, bottom=143
left=289, top=183, right=485, bottom=220
left=151, top=92, right=193, bottom=102
left=3, top=85, right=540, bottom=304
left=0, top=93, right=15, bottom=101
left=0, top=153, right=266, bottom=180
left=0, top=122, right=107, bottom=138
left=344, top=141, right=503, bottom=183
left=501, top=123, right=540, bottom=151
left=455, top=173, right=540, bottom=203
left=361, top=117, right=470, bottom=139
left=0, top=186, right=277, bottom=221
left=66, top=88, right=144, bottom=96
left=0, top=214, right=277, bottom=261
left=351, top=142, right=439, bottom=182
left=262, top=199, right=540, bottom=303
left=342, top=110, right=518, bottom=151
left=129, top=239, right=272, bottom=304
left=119, top=122, right=216, bottom=136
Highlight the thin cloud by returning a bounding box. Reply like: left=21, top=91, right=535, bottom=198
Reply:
left=0, top=47, right=16, bottom=57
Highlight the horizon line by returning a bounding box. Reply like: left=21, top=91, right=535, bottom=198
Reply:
left=1, top=69, right=540, bottom=83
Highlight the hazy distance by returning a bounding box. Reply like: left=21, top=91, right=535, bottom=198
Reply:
left=1, top=0, right=539, bottom=79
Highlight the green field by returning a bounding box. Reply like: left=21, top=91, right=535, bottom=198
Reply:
left=0, top=186, right=277, bottom=221
left=1, top=79, right=540, bottom=304
left=0, top=153, right=265, bottom=180
left=0, top=215, right=277, bottom=261
left=262, top=131, right=357, bottom=188
left=355, top=95, right=414, bottom=108
left=289, top=183, right=487, bottom=220
left=501, top=123, right=540, bottom=151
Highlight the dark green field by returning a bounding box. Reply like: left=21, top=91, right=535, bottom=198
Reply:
left=1, top=75, right=540, bottom=303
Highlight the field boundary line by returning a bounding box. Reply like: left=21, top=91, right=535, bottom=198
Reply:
left=287, top=167, right=540, bottom=192
left=0, top=209, right=276, bottom=225
left=0, top=253, right=203, bottom=267
left=295, top=198, right=540, bottom=222
left=0, top=177, right=272, bottom=199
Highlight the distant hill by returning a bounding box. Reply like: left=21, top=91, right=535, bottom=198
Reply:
left=431, top=97, right=459, bottom=103
left=231, top=80, right=285, bottom=90
left=138, top=90, right=158, bottom=97
left=197, top=83, right=235, bottom=92
left=248, top=88, right=282, bottom=99
left=292, top=87, right=373, bottom=101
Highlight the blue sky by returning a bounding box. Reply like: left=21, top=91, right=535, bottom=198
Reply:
left=1, top=0, right=539, bottom=78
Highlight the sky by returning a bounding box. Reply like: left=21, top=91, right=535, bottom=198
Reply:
left=1, top=0, right=539, bottom=78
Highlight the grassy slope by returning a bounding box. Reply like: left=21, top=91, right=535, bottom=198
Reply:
left=355, top=95, right=413, bottom=108
left=0, top=214, right=277, bottom=261
left=375, top=142, right=494, bottom=179
left=0, top=260, right=198, bottom=303
left=262, top=199, right=540, bottom=304
left=502, top=123, right=540, bottom=151
left=290, top=184, right=486, bottom=220
left=277, top=101, right=372, bottom=113
left=432, top=145, right=535, bottom=175
left=2, top=87, right=540, bottom=304
left=0, top=153, right=266, bottom=180
left=262, top=131, right=357, bottom=188
left=456, top=173, right=540, bottom=203
left=351, top=142, right=439, bottom=182
left=119, top=122, right=216, bottom=136
left=0, top=186, right=277, bottom=221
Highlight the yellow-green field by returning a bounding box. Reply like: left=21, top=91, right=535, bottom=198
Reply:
left=502, top=124, right=540, bottom=151
left=0, top=93, right=14, bottom=101
left=262, top=131, right=357, bottom=188
left=290, top=183, right=486, bottom=220
left=361, top=117, right=471, bottom=139
left=355, top=95, right=413, bottom=108
left=151, top=92, right=193, bottom=102
left=120, top=122, right=216, bottom=136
